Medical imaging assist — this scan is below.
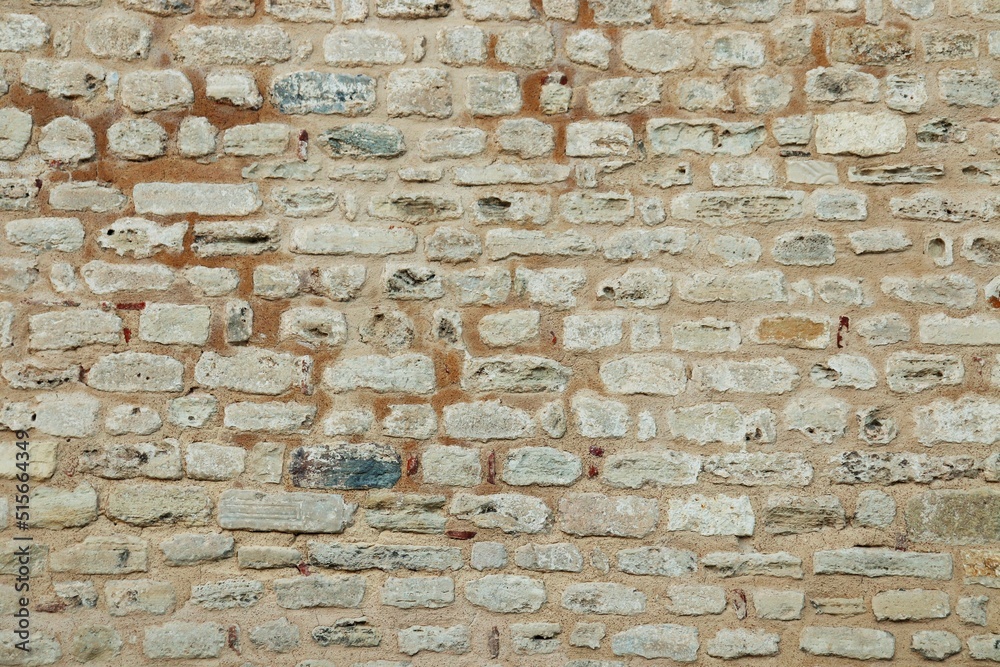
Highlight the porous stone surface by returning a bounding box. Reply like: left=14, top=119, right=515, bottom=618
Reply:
left=0, top=2, right=995, bottom=665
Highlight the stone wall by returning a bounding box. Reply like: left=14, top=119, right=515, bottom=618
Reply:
left=1, top=0, right=1000, bottom=664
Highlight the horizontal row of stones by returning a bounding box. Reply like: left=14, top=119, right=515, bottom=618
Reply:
left=16, top=185, right=1000, bottom=231
left=7, top=208, right=1000, bottom=267
left=6, top=314, right=1000, bottom=389
left=6, top=13, right=1000, bottom=71
left=4, top=360, right=1000, bottom=438
left=6, top=115, right=995, bottom=171
left=9, top=178, right=1000, bottom=231
left=0, top=113, right=990, bottom=170
left=9, top=434, right=1000, bottom=489
left=4, top=348, right=1000, bottom=431
left=4, top=56, right=1000, bottom=118
left=9, top=622, right=1000, bottom=662
left=8, top=551, right=996, bottom=622
left=2, top=222, right=999, bottom=286
left=8, top=296, right=1000, bottom=351
left=0, top=0, right=988, bottom=24
left=9, top=270, right=1000, bottom=330
left=9, top=463, right=1000, bottom=538
left=5, top=229, right=998, bottom=291
left=3, top=520, right=998, bottom=576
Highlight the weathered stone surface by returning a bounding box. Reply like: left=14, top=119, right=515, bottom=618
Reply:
left=465, top=575, right=546, bottom=613
left=599, top=354, right=685, bottom=395
left=667, top=494, right=754, bottom=536
left=617, top=547, right=697, bottom=577
left=309, top=542, right=462, bottom=571
left=703, top=453, right=811, bottom=487
left=160, top=533, right=234, bottom=566
left=611, top=625, right=699, bottom=661
left=273, top=574, right=365, bottom=609
left=443, top=400, right=535, bottom=440
left=558, top=493, right=658, bottom=537
left=814, top=548, right=953, bottom=579
left=666, top=585, right=727, bottom=615
left=563, top=583, right=646, bottom=615
left=195, top=348, right=304, bottom=395
left=106, top=484, right=211, bottom=526
left=381, top=576, right=454, bottom=608
left=872, top=589, right=949, bottom=621
left=271, top=71, right=376, bottom=115
left=218, top=490, right=355, bottom=533
left=707, top=629, right=779, bottom=659
left=50, top=535, right=149, bottom=575
left=815, top=112, right=907, bottom=156
left=601, top=450, right=700, bottom=489
left=801, top=628, right=895, bottom=661
left=503, top=447, right=581, bottom=486
left=28, top=309, right=121, bottom=350
left=191, top=578, right=264, bottom=609
left=290, top=443, right=401, bottom=490
left=311, top=618, right=382, bottom=648
left=911, top=630, right=961, bottom=661
left=648, top=118, right=765, bottom=156
left=753, top=589, right=804, bottom=620
left=143, top=622, right=225, bottom=659
left=134, top=182, right=260, bottom=216
left=324, top=354, right=434, bottom=394
left=905, top=490, right=1000, bottom=544
left=397, top=625, right=469, bottom=655
left=830, top=452, right=978, bottom=484
left=463, top=356, right=571, bottom=393
left=29, top=483, right=97, bottom=529
left=515, top=543, right=583, bottom=572
left=763, top=494, right=845, bottom=534
left=450, top=493, right=551, bottom=533
left=79, top=440, right=181, bottom=480
left=702, top=552, right=804, bottom=579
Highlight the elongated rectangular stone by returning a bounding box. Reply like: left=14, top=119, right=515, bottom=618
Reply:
left=671, top=191, right=804, bottom=226
left=133, top=182, right=261, bottom=216
left=557, top=493, right=658, bottom=538
left=703, top=453, right=813, bottom=487
left=290, top=443, right=401, bottom=490
left=647, top=118, right=765, bottom=156
left=872, top=589, right=949, bottom=621
left=50, top=536, right=149, bottom=574
left=275, top=573, right=366, bottom=609
left=814, top=548, right=953, bottom=579
left=381, top=576, right=455, bottom=608
left=829, top=452, right=978, bottom=484
left=105, top=484, right=211, bottom=527
left=800, top=627, right=895, bottom=660
left=271, top=71, right=376, bottom=115
left=144, top=622, right=225, bottom=660
left=454, top=164, right=571, bottom=186
left=611, top=624, right=699, bottom=661
left=290, top=223, right=417, bottom=255
left=906, top=490, right=1000, bottom=545
left=217, top=489, right=355, bottom=533
left=309, top=542, right=463, bottom=571
left=702, top=552, right=803, bottom=579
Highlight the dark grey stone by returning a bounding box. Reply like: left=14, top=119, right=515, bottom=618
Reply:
left=320, top=123, right=405, bottom=158
left=312, top=619, right=382, bottom=647
left=290, top=443, right=401, bottom=490
left=271, top=72, right=376, bottom=116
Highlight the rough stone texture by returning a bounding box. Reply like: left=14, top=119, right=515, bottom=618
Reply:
left=0, top=3, right=994, bottom=665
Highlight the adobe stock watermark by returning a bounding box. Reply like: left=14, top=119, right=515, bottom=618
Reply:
left=10, top=430, right=32, bottom=652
